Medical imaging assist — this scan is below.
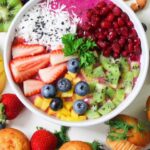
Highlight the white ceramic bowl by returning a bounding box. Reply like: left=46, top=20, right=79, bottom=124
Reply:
left=4, top=0, right=149, bottom=127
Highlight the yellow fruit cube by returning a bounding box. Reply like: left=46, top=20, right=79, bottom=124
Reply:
left=34, top=97, right=43, bottom=108
left=57, top=108, right=70, bottom=117
left=61, top=88, right=74, bottom=98
left=68, top=72, right=77, bottom=79
left=47, top=108, right=56, bottom=115
left=78, top=116, right=87, bottom=121
left=64, top=102, right=73, bottom=110
left=73, top=77, right=81, bottom=85
left=65, top=73, right=73, bottom=81
left=71, top=110, right=78, bottom=118
left=41, top=98, right=51, bottom=111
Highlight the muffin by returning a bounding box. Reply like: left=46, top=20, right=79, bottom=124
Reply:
left=59, top=141, right=92, bottom=150
left=0, top=128, right=31, bottom=150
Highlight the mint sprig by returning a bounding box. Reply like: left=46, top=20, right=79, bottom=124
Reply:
left=62, top=34, right=97, bottom=68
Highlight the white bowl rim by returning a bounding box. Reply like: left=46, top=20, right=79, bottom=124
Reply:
left=4, top=0, right=149, bottom=127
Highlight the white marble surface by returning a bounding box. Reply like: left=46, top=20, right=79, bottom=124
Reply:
left=0, top=1, right=150, bottom=149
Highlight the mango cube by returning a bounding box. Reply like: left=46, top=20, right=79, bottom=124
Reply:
left=64, top=102, right=73, bottom=110
left=65, top=73, right=73, bottom=81
left=41, top=98, right=51, bottom=111
left=34, top=97, right=43, bottom=108
left=68, top=72, right=77, bottom=79
left=47, top=108, right=56, bottom=115
left=61, top=88, right=74, bottom=98
left=71, top=110, right=78, bottom=118
left=73, top=77, right=81, bottom=85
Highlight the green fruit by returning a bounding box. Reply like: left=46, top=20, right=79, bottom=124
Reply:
left=93, top=91, right=105, bottom=103
left=98, top=101, right=115, bottom=115
left=122, top=71, right=134, bottom=94
left=106, top=64, right=121, bottom=88
left=95, top=83, right=106, bottom=92
left=100, top=55, right=112, bottom=71
left=131, top=61, right=140, bottom=78
left=92, top=83, right=106, bottom=103
left=93, top=66, right=105, bottom=78
left=0, top=0, right=22, bottom=32
left=82, top=65, right=93, bottom=77
left=119, top=57, right=130, bottom=73
left=112, top=89, right=125, bottom=106
left=86, top=110, right=100, bottom=119
left=89, top=82, right=96, bottom=93
left=106, top=87, right=115, bottom=99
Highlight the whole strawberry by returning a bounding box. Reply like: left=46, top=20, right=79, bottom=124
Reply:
left=1, top=93, right=24, bottom=120
left=31, top=129, right=57, bottom=150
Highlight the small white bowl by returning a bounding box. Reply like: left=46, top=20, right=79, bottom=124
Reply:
left=4, top=0, right=149, bottom=127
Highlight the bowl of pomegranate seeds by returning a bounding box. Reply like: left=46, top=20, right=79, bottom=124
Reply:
left=4, top=0, right=149, bottom=126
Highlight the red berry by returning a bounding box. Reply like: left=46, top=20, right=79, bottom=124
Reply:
left=31, top=129, right=57, bottom=150
left=119, top=37, right=126, bottom=46
left=106, top=13, right=115, bottom=22
left=127, top=21, right=133, bottom=27
left=122, top=51, right=128, bottom=57
left=113, top=52, right=120, bottom=59
left=1, top=94, right=24, bottom=120
left=101, top=21, right=111, bottom=29
left=117, top=17, right=124, bottom=27
left=97, top=1, right=106, bottom=9
left=103, top=50, right=111, bottom=57
left=112, top=42, right=121, bottom=53
left=113, top=7, right=122, bottom=16
left=108, top=31, right=116, bottom=41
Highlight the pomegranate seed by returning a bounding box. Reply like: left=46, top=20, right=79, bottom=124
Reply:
left=120, top=27, right=128, bottom=37
left=121, top=13, right=129, bottom=21
left=107, top=1, right=115, bottom=9
left=113, top=22, right=119, bottom=29
left=113, top=52, right=120, bottom=59
left=106, top=13, right=115, bottom=22
left=101, top=7, right=110, bottom=15
left=113, top=7, right=122, bottom=16
left=119, top=37, right=126, bottom=46
left=130, top=29, right=137, bottom=38
left=97, top=41, right=108, bottom=48
left=97, top=1, right=106, bottom=9
left=112, top=42, right=121, bottom=53
left=117, top=17, right=124, bottom=27
left=97, top=32, right=105, bottom=40
left=130, top=55, right=139, bottom=61
left=127, top=21, right=133, bottom=27
left=87, top=9, right=94, bottom=18
left=122, top=51, right=128, bottom=57
left=134, top=38, right=141, bottom=45
left=101, top=21, right=111, bottom=29
left=103, top=50, right=111, bottom=57
left=128, top=43, right=134, bottom=52
left=108, top=31, right=116, bottom=41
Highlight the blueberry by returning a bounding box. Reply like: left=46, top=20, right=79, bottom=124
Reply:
left=41, top=84, right=56, bottom=98
left=67, top=59, right=80, bottom=73
left=73, top=100, right=88, bottom=115
left=50, top=97, right=63, bottom=111
left=75, top=81, right=90, bottom=96
left=57, top=78, right=72, bottom=92
left=0, top=123, right=6, bottom=130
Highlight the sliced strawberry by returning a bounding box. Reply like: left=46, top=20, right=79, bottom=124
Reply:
left=23, top=79, right=45, bottom=96
left=50, top=49, right=77, bottom=66
left=13, top=37, right=25, bottom=45
left=39, top=63, right=67, bottom=83
left=10, top=53, right=50, bottom=83
left=12, top=44, right=46, bottom=59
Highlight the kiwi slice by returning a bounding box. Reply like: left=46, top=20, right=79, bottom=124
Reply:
left=0, top=0, right=22, bottom=32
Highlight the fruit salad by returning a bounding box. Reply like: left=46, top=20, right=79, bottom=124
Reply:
left=10, top=0, right=141, bottom=122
